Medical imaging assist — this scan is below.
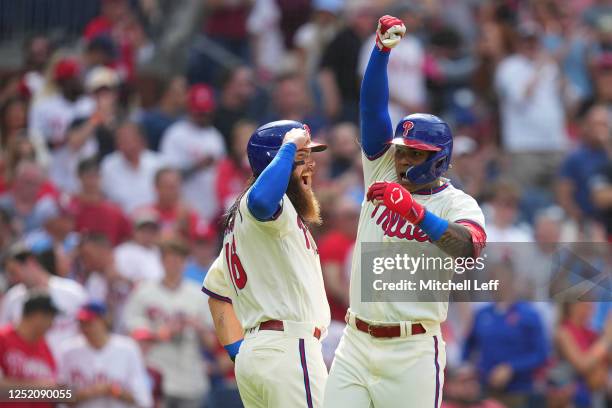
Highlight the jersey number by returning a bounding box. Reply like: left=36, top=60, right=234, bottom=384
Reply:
left=225, top=236, right=247, bottom=290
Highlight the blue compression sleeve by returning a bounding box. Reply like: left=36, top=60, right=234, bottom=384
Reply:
left=360, top=46, right=393, bottom=158
left=247, top=142, right=297, bottom=220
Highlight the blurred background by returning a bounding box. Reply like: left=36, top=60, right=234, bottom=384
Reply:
left=0, top=0, right=610, bottom=407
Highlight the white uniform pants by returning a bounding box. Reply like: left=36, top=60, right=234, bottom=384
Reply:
left=235, top=322, right=328, bottom=408
left=324, top=322, right=446, bottom=408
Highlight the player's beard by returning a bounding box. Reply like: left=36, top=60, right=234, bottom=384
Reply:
left=286, top=173, right=322, bottom=226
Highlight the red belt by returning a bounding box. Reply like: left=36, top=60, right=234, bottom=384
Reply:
left=259, top=320, right=322, bottom=340
left=348, top=315, right=426, bottom=338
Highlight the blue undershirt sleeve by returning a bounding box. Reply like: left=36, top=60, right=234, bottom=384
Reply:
left=247, top=142, right=297, bottom=220
left=360, top=46, right=393, bottom=158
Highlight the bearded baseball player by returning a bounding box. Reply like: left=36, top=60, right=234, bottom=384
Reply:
left=202, top=120, right=331, bottom=407
left=323, top=16, right=487, bottom=408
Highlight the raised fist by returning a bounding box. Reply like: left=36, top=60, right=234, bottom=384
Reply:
left=282, top=128, right=310, bottom=150
left=376, top=15, right=406, bottom=52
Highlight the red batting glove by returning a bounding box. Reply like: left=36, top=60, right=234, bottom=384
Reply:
left=367, top=181, right=425, bottom=224
left=376, top=15, right=406, bottom=52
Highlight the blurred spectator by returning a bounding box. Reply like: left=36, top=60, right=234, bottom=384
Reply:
left=137, top=167, right=198, bottom=238
left=264, top=72, right=326, bottom=136
left=47, top=117, right=98, bottom=195
left=276, top=0, right=311, bottom=49
left=28, top=57, right=94, bottom=149
left=538, top=2, right=594, bottom=109
left=24, top=195, right=79, bottom=260
left=189, top=0, right=251, bottom=83
left=215, top=120, right=255, bottom=214
left=161, top=84, right=226, bottom=221
left=294, top=0, right=343, bottom=84
left=554, top=302, right=611, bottom=407
left=590, top=158, right=612, bottom=241
left=73, top=233, right=130, bottom=310
left=21, top=36, right=53, bottom=98
left=592, top=53, right=612, bottom=107
left=138, top=75, right=187, bottom=152
left=0, top=96, right=29, bottom=149
left=213, top=66, right=257, bottom=149
left=58, top=301, right=153, bottom=408
left=483, top=179, right=533, bottom=242
left=359, top=4, right=426, bottom=125
left=556, top=103, right=610, bottom=225
left=495, top=24, right=568, bottom=188
left=114, top=210, right=164, bottom=283
left=0, top=161, right=57, bottom=234
left=72, top=158, right=132, bottom=246
left=427, top=26, right=477, bottom=118
left=463, top=262, right=548, bottom=407
left=83, top=35, right=117, bottom=73
left=319, top=1, right=377, bottom=122
left=183, top=222, right=217, bottom=284
left=442, top=365, right=504, bottom=408
left=83, top=0, right=131, bottom=41
left=147, top=167, right=200, bottom=240
left=130, top=328, right=163, bottom=408
left=447, top=136, right=486, bottom=199
left=0, top=292, right=59, bottom=403
left=319, top=197, right=358, bottom=322
left=124, top=239, right=216, bottom=407
left=101, top=120, right=164, bottom=213
left=246, top=0, right=285, bottom=81
left=82, top=66, right=123, bottom=157
left=326, top=122, right=360, bottom=179
left=0, top=244, right=87, bottom=357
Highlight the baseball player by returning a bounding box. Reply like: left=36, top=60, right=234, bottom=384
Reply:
left=202, top=120, right=331, bottom=408
left=323, top=16, right=487, bottom=408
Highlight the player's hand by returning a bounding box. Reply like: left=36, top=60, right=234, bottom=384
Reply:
left=488, top=363, right=513, bottom=390
left=376, top=15, right=406, bottom=52
left=282, top=128, right=309, bottom=150
left=367, top=181, right=425, bottom=224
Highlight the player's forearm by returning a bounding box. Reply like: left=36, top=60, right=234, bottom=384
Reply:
left=360, top=46, right=393, bottom=158
left=431, top=222, right=475, bottom=258
left=247, top=142, right=296, bottom=219
left=208, top=297, right=243, bottom=345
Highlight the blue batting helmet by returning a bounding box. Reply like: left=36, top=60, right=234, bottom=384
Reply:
left=391, top=113, right=453, bottom=185
left=247, top=120, right=326, bottom=175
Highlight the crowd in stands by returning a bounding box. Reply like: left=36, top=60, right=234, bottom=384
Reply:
left=0, top=0, right=611, bottom=407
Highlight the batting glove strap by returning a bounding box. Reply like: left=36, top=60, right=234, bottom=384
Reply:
left=224, top=338, right=243, bottom=362
left=367, top=182, right=425, bottom=224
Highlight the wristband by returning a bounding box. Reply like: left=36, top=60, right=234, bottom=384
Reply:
left=224, top=339, right=243, bottom=362
left=418, top=210, right=449, bottom=241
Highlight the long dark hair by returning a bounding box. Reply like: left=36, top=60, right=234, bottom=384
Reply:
left=222, top=176, right=255, bottom=234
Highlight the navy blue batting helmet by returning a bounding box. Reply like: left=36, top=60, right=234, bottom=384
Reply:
left=247, top=120, right=326, bottom=175
left=391, top=113, right=453, bottom=185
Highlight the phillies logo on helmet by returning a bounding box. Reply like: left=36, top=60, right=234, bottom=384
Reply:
left=390, top=187, right=404, bottom=204
left=402, top=121, right=414, bottom=137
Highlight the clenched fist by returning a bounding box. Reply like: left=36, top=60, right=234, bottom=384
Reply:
left=376, top=15, right=406, bottom=52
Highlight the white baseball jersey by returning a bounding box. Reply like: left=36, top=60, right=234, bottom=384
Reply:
left=350, top=147, right=485, bottom=323
left=0, top=276, right=87, bottom=358
left=58, top=334, right=152, bottom=408
left=203, top=192, right=330, bottom=331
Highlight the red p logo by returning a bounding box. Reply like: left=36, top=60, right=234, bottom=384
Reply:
left=402, top=121, right=414, bottom=137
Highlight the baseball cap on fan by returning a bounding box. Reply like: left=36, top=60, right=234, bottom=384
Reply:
left=188, top=84, right=215, bottom=113
left=77, top=302, right=107, bottom=322
left=53, top=58, right=81, bottom=81
left=85, top=66, right=120, bottom=93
